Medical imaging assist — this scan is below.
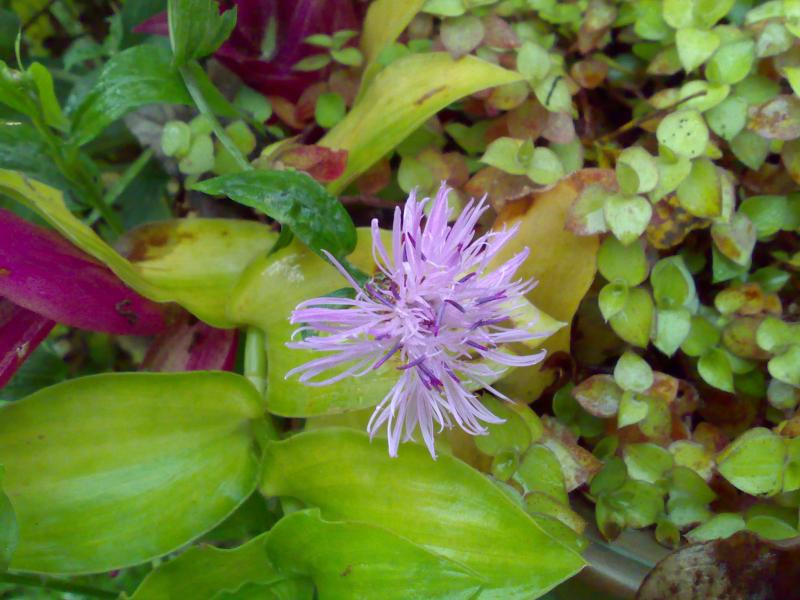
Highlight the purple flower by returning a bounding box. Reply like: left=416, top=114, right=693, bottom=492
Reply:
left=287, top=185, right=546, bottom=458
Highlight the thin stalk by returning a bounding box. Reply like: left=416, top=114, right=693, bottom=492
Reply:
left=0, top=572, right=117, bottom=599
left=594, top=90, right=708, bottom=144
left=179, top=63, right=252, bottom=173
left=244, top=326, right=267, bottom=396
left=103, top=148, right=154, bottom=208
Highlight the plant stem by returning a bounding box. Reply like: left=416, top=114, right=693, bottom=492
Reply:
left=593, top=90, right=708, bottom=144
left=0, top=572, right=117, bottom=599
left=179, top=63, right=253, bottom=173
left=244, top=326, right=267, bottom=396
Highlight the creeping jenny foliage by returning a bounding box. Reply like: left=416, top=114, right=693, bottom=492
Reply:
left=0, top=0, right=799, bottom=598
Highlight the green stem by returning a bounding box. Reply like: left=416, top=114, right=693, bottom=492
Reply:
left=103, top=148, right=154, bottom=208
left=244, top=326, right=267, bottom=396
left=179, top=63, right=252, bottom=173
left=0, top=572, right=117, bottom=599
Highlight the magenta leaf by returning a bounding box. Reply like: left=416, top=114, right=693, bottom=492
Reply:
left=0, top=298, right=55, bottom=388
left=0, top=209, right=168, bottom=335
left=142, top=313, right=238, bottom=372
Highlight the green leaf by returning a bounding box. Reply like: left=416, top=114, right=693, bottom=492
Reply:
left=609, top=287, right=654, bottom=348
left=167, top=0, right=237, bottom=65
left=69, top=45, right=191, bottom=146
left=698, top=348, right=734, bottom=392
left=654, top=308, right=692, bottom=356
left=616, top=147, right=658, bottom=194
left=739, top=195, right=791, bottom=239
left=293, top=53, right=332, bottom=71
left=618, top=391, right=650, bottom=428
left=527, top=146, right=565, bottom=185
left=706, top=39, right=755, bottom=85
left=0, top=170, right=278, bottom=327
left=614, top=351, right=654, bottom=393
left=681, top=315, right=720, bottom=357
left=481, top=137, right=527, bottom=175
left=651, top=256, right=696, bottom=309
left=657, top=110, right=709, bottom=159
left=0, top=372, right=263, bottom=574
left=321, top=52, right=523, bottom=193
left=711, top=213, right=756, bottom=266
left=315, top=92, right=347, bottom=129
left=0, top=123, right=75, bottom=193
left=686, top=513, right=745, bottom=542
left=676, top=28, right=720, bottom=72
left=130, top=532, right=309, bottom=600
left=516, top=445, right=568, bottom=503
left=745, top=515, right=799, bottom=541
left=604, top=193, right=653, bottom=245
left=27, top=63, right=69, bottom=132
left=161, top=120, right=192, bottom=157
left=229, top=232, right=396, bottom=417
left=623, top=443, right=674, bottom=484
left=769, top=345, right=800, bottom=387
left=517, top=41, right=551, bottom=81
left=599, top=282, right=629, bottom=321
left=0, top=467, right=17, bottom=572
left=731, top=129, right=769, bottom=170
left=260, top=429, right=585, bottom=598
left=705, top=95, right=748, bottom=141
left=358, top=0, right=427, bottom=96
left=597, top=236, right=649, bottom=286
left=331, top=47, right=364, bottom=67
left=676, top=158, right=722, bottom=218
left=267, top=509, right=484, bottom=599
left=193, top=170, right=356, bottom=262
left=717, top=428, right=785, bottom=496
left=473, top=395, right=534, bottom=456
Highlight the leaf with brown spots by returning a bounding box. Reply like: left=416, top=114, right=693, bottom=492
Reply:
left=637, top=531, right=800, bottom=600
left=646, top=195, right=708, bottom=250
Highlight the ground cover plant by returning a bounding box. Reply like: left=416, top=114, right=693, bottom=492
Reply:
left=0, top=0, right=799, bottom=598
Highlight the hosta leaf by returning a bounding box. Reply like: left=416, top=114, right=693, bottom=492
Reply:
left=321, top=52, right=523, bottom=192
left=260, top=428, right=585, bottom=598
left=129, top=532, right=309, bottom=600
left=266, top=509, right=485, bottom=599
left=0, top=466, right=17, bottom=572
left=0, top=372, right=263, bottom=574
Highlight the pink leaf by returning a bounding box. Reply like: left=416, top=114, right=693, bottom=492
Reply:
left=0, top=209, right=168, bottom=335
left=0, top=298, right=55, bottom=388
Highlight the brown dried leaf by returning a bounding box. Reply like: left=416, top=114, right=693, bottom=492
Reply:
left=541, top=416, right=603, bottom=491
left=464, top=166, right=536, bottom=213
left=637, top=531, right=800, bottom=600
left=646, top=194, right=709, bottom=250
left=748, top=95, right=800, bottom=141
left=277, top=144, right=349, bottom=182
left=507, top=99, right=549, bottom=140
left=482, top=15, right=520, bottom=49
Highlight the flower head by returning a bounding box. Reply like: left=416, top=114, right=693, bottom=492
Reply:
left=287, top=185, right=546, bottom=457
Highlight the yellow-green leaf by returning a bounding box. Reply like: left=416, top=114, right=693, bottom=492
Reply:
left=321, top=52, right=523, bottom=193
left=0, top=372, right=263, bottom=574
